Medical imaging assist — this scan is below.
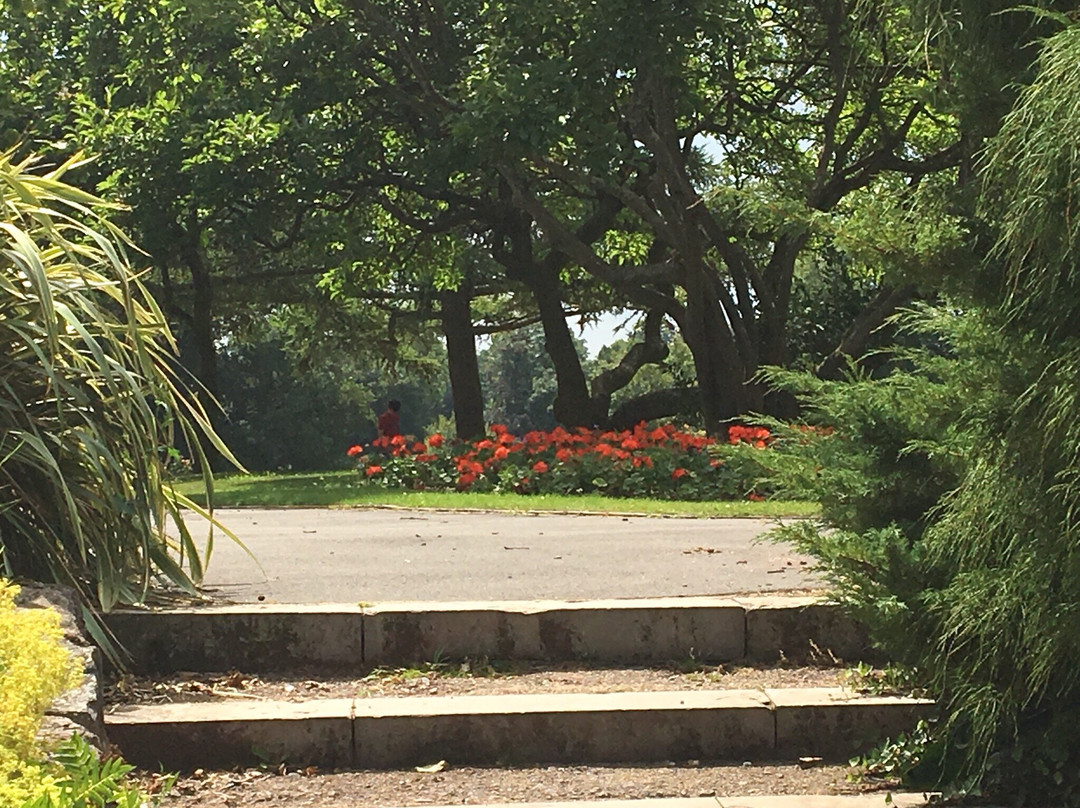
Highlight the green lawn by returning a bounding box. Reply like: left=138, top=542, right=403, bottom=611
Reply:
left=172, top=469, right=817, bottom=518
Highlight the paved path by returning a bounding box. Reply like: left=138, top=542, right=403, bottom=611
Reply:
left=195, top=509, right=818, bottom=603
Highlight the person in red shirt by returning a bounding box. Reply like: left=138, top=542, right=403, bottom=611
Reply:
left=377, top=399, right=401, bottom=439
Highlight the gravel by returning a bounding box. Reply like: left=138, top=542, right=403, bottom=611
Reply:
left=108, top=662, right=849, bottom=706
left=154, top=761, right=895, bottom=807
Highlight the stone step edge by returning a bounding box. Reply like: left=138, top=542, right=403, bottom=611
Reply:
left=106, top=686, right=934, bottom=771
left=105, top=595, right=870, bottom=671
left=107, top=686, right=932, bottom=724
left=387, top=794, right=932, bottom=808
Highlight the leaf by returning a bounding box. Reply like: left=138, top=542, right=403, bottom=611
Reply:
left=414, top=760, right=447, bottom=773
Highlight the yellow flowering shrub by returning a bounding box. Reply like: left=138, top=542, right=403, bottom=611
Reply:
left=0, top=580, right=80, bottom=808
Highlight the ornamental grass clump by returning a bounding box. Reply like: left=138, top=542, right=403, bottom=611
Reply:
left=348, top=422, right=773, bottom=501
left=0, top=148, right=238, bottom=620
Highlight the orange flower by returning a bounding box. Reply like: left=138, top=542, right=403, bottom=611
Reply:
left=532, top=460, right=549, bottom=473
left=428, top=433, right=444, bottom=448
left=672, top=467, right=688, bottom=479
left=346, top=444, right=364, bottom=457
left=365, top=465, right=383, bottom=477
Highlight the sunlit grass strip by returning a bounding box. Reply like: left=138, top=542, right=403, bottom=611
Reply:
left=172, top=470, right=818, bottom=517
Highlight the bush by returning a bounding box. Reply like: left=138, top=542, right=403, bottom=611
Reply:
left=766, top=307, right=1080, bottom=801
left=0, top=580, right=158, bottom=808
left=0, top=580, right=79, bottom=807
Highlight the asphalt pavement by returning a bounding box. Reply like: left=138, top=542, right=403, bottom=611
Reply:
left=192, top=508, right=819, bottom=603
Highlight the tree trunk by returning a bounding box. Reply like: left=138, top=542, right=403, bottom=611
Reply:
left=681, top=269, right=746, bottom=433
left=609, top=387, right=701, bottom=430
left=178, top=234, right=222, bottom=471
left=530, top=267, right=600, bottom=427
left=180, top=238, right=219, bottom=402
left=816, top=284, right=917, bottom=381
left=441, top=288, right=486, bottom=439
left=589, top=310, right=669, bottom=423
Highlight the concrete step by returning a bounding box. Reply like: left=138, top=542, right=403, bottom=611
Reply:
left=386, top=797, right=929, bottom=808
left=104, top=595, right=869, bottom=673
left=106, top=686, right=931, bottom=771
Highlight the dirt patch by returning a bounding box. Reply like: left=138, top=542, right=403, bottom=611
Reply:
left=109, top=662, right=846, bottom=706
left=153, top=761, right=894, bottom=807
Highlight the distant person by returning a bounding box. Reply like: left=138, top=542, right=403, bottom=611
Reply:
left=377, top=399, right=402, bottom=440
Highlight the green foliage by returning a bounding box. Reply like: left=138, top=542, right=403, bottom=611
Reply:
left=0, top=149, right=236, bottom=612
left=0, top=581, right=79, bottom=808
left=761, top=305, right=1080, bottom=798
left=477, top=325, right=566, bottom=434
left=21, top=734, right=165, bottom=808
left=765, top=17, right=1080, bottom=792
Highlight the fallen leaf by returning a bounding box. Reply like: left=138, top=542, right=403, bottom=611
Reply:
left=415, top=760, right=447, bottom=773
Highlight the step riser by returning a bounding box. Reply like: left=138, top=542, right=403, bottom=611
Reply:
left=108, top=697, right=929, bottom=771
left=105, top=598, right=869, bottom=673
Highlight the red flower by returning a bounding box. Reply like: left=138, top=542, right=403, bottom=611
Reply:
left=620, top=437, right=642, bottom=450
left=555, top=448, right=573, bottom=463
left=428, top=433, right=444, bottom=448
left=410, top=442, right=425, bottom=453
left=493, top=446, right=510, bottom=461
left=458, top=472, right=477, bottom=488
left=417, top=453, right=438, bottom=463
left=491, top=423, right=509, bottom=436
left=747, top=491, right=765, bottom=502
left=365, top=465, right=383, bottom=477
left=346, top=444, right=364, bottom=457
left=390, top=434, right=407, bottom=447
left=456, top=458, right=483, bottom=474
left=728, top=425, right=772, bottom=447
left=649, top=426, right=668, bottom=442
left=532, top=460, right=549, bottom=473
left=672, top=467, right=689, bottom=479
left=476, top=439, right=495, bottom=450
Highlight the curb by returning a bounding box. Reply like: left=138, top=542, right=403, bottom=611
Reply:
left=106, top=686, right=931, bottom=770
left=105, top=596, right=870, bottom=673
left=384, top=796, right=930, bottom=808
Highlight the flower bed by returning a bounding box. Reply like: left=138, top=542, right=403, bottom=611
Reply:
left=347, top=423, right=772, bottom=501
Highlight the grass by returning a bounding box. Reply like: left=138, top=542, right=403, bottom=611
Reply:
left=171, top=469, right=818, bottom=518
